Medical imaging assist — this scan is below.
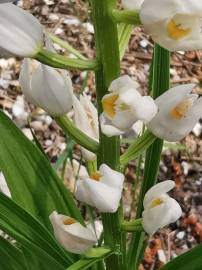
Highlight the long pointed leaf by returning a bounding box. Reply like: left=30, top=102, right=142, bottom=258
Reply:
left=0, top=110, right=83, bottom=228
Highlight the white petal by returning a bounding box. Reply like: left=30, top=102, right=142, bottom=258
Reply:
left=155, top=84, right=195, bottom=109
left=140, top=0, right=202, bottom=51
left=143, top=180, right=175, bottom=208
left=143, top=202, right=169, bottom=235
left=141, top=0, right=202, bottom=25
left=73, top=95, right=98, bottom=140
left=75, top=179, right=122, bottom=213
left=131, top=96, right=158, bottom=124
left=49, top=211, right=97, bottom=254
left=100, top=113, right=124, bottom=137
left=19, top=59, right=38, bottom=105
left=80, top=93, right=99, bottom=139
left=99, top=164, right=124, bottom=189
left=122, top=0, right=144, bottom=10
left=0, top=4, right=43, bottom=56
left=109, top=75, right=139, bottom=93
left=147, top=84, right=201, bottom=141
left=81, top=148, right=96, bottom=162
left=142, top=197, right=182, bottom=235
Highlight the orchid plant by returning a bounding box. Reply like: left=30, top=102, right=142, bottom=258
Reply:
left=0, top=1, right=202, bottom=270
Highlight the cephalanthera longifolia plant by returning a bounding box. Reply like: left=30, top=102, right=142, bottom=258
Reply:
left=0, top=1, right=202, bottom=270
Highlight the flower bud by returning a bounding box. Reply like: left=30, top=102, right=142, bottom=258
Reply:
left=72, top=94, right=99, bottom=161
left=49, top=211, right=97, bottom=254
left=0, top=4, right=43, bottom=57
left=19, top=59, right=73, bottom=116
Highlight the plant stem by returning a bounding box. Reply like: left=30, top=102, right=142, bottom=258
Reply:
left=48, top=33, right=88, bottom=60
left=90, top=1, right=126, bottom=269
left=127, top=44, right=170, bottom=270
left=35, top=48, right=97, bottom=71
left=120, top=130, right=156, bottom=167
left=112, top=9, right=141, bottom=25
left=55, top=115, right=99, bottom=153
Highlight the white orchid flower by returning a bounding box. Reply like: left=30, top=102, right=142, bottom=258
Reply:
left=0, top=4, right=43, bottom=57
left=147, top=84, right=202, bottom=141
left=0, top=172, right=11, bottom=198
left=49, top=211, right=97, bottom=254
left=72, top=94, right=99, bottom=161
left=100, top=75, right=157, bottom=137
left=140, top=0, right=202, bottom=51
left=75, top=164, right=124, bottom=213
left=122, top=0, right=144, bottom=10
left=142, top=180, right=182, bottom=235
left=19, top=59, right=73, bottom=116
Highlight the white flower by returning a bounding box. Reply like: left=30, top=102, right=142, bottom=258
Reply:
left=19, top=59, right=73, bottom=116
left=49, top=211, right=97, bottom=254
left=75, top=164, right=124, bottom=213
left=142, top=180, right=182, bottom=235
left=72, top=94, right=99, bottom=161
left=100, top=75, right=157, bottom=137
left=0, top=4, right=43, bottom=57
left=122, top=0, right=144, bottom=10
left=140, top=0, right=202, bottom=51
left=0, top=172, right=11, bottom=198
left=147, top=84, right=202, bottom=141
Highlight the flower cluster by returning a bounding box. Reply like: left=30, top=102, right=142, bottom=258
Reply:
left=1, top=0, right=201, bottom=257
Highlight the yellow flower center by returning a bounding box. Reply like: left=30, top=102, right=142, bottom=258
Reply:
left=150, top=198, right=163, bottom=208
left=167, top=19, right=191, bottom=40
left=63, top=218, right=77, bottom=225
left=102, top=95, right=119, bottom=118
left=170, top=97, right=193, bottom=120
left=90, top=171, right=102, bottom=181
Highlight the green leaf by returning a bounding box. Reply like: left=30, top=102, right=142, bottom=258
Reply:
left=66, top=248, right=113, bottom=270
left=160, top=245, right=202, bottom=270
left=0, top=236, right=27, bottom=270
left=0, top=110, right=83, bottom=227
left=0, top=192, right=73, bottom=268
left=118, top=23, right=133, bottom=60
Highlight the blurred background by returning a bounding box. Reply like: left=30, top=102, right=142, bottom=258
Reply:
left=0, top=1, right=202, bottom=269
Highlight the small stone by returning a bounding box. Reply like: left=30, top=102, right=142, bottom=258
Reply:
left=192, top=122, right=202, bottom=137
left=176, top=231, right=185, bottom=240
left=157, top=250, right=167, bottom=263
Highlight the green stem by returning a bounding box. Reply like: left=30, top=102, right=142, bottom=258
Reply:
left=120, top=130, right=157, bottom=167
left=48, top=33, right=87, bottom=60
left=127, top=44, right=170, bottom=270
left=35, top=48, right=97, bottom=71
left=112, top=9, right=141, bottom=25
left=55, top=115, right=99, bottom=153
left=121, top=219, right=143, bottom=232
left=90, top=1, right=126, bottom=269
